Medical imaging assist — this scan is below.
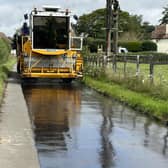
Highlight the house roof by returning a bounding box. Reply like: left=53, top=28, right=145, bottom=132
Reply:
left=151, top=24, right=168, bottom=39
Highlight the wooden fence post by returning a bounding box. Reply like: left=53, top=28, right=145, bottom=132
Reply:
left=112, top=54, right=117, bottom=72
left=91, top=55, right=94, bottom=66
left=96, top=55, right=98, bottom=67
left=123, top=55, right=127, bottom=77
left=88, top=55, right=90, bottom=65
left=99, top=54, right=101, bottom=67
left=149, top=55, right=154, bottom=83
left=136, top=55, right=140, bottom=77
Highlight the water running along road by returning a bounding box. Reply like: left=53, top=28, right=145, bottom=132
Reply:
left=22, top=81, right=168, bottom=168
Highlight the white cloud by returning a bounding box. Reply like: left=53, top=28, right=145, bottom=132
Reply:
left=0, top=0, right=167, bottom=36
left=119, top=0, right=167, bottom=23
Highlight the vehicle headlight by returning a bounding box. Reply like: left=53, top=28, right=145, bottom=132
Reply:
left=72, top=54, right=77, bottom=59
left=62, top=54, right=67, bottom=59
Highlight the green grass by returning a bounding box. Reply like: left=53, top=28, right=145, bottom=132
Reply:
left=114, top=62, right=168, bottom=84
left=100, top=62, right=168, bottom=100
left=84, top=53, right=168, bottom=122
left=84, top=76, right=168, bottom=122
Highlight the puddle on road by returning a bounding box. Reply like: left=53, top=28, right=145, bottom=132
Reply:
left=23, top=82, right=168, bottom=168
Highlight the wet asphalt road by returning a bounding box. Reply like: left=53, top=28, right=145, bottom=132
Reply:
left=22, top=81, right=168, bottom=168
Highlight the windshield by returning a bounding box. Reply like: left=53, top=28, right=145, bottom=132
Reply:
left=33, top=16, right=69, bottom=49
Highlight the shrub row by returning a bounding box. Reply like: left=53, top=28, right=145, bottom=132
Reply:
left=84, top=37, right=106, bottom=53
left=0, top=38, right=11, bottom=64
left=119, top=41, right=157, bottom=52
left=0, top=36, right=15, bottom=101
left=84, top=37, right=157, bottom=52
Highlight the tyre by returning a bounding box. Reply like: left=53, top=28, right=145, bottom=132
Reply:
left=17, top=61, right=21, bottom=74
left=62, top=78, right=73, bottom=83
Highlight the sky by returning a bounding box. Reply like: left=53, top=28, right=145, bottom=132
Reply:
left=0, top=0, right=167, bottom=36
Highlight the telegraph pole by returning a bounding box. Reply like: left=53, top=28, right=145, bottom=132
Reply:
left=106, top=0, right=112, bottom=59
left=105, top=0, right=120, bottom=66
left=113, top=0, right=119, bottom=55
left=112, top=0, right=120, bottom=72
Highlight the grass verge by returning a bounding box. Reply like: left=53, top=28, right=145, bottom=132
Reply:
left=83, top=76, right=168, bottom=123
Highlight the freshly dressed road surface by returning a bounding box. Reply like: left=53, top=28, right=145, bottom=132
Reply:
left=23, top=81, right=168, bottom=168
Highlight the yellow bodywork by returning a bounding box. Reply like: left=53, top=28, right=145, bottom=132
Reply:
left=18, top=37, right=83, bottom=79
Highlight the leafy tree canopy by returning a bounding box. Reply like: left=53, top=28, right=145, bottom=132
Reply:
left=75, top=8, right=154, bottom=41
left=160, top=4, right=168, bottom=24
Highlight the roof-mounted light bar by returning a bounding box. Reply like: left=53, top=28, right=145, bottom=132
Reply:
left=42, top=5, right=61, bottom=12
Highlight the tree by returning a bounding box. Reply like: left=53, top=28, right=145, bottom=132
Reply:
left=119, top=11, right=143, bottom=40
left=76, top=8, right=106, bottom=39
left=141, top=22, right=155, bottom=40
left=160, top=4, right=168, bottom=24
left=76, top=9, right=146, bottom=40
left=75, top=8, right=154, bottom=51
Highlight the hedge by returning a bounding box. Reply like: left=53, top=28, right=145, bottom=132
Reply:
left=83, top=38, right=157, bottom=53
left=119, top=41, right=142, bottom=52
left=141, top=41, right=157, bottom=51
left=119, top=41, right=157, bottom=52
left=84, top=37, right=106, bottom=52
left=0, top=38, right=11, bottom=64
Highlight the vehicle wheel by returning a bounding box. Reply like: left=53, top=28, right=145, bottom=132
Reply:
left=62, top=78, right=73, bottom=83
left=17, top=62, right=20, bottom=74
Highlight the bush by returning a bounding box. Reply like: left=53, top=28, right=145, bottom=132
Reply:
left=84, top=37, right=106, bottom=52
left=119, top=41, right=157, bottom=52
left=0, top=38, right=11, bottom=64
left=141, top=41, right=157, bottom=51
left=119, top=41, right=142, bottom=52
left=81, top=46, right=90, bottom=58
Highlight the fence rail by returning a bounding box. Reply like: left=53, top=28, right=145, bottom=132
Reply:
left=86, top=54, right=168, bottom=64
left=85, top=53, right=168, bottom=83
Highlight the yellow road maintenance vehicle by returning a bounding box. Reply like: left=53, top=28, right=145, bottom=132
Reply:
left=16, top=6, right=83, bottom=82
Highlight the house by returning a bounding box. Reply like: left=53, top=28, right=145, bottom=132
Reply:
left=151, top=24, right=168, bottom=53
